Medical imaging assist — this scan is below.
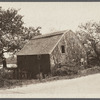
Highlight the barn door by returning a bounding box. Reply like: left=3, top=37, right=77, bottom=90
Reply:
left=36, top=54, right=50, bottom=79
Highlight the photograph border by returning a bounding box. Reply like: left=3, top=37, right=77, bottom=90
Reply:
left=0, top=1, right=100, bottom=99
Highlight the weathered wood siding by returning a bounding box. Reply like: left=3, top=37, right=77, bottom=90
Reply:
left=17, top=54, right=50, bottom=78
left=50, top=30, right=87, bottom=71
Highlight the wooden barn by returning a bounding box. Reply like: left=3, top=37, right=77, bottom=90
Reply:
left=16, top=30, right=87, bottom=79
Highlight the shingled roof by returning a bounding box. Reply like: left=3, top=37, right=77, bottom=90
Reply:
left=17, top=30, right=69, bottom=55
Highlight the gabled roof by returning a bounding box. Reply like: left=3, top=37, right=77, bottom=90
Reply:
left=33, top=30, right=67, bottom=39
left=17, top=30, right=69, bottom=55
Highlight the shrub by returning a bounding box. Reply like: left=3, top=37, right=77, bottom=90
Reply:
left=52, top=65, right=78, bottom=76
left=0, top=68, right=13, bottom=79
left=0, top=68, right=15, bottom=88
left=78, top=66, right=100, bottom=75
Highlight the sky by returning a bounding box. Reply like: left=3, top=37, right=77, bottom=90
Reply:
left=0, top=2, right=100, bottom=34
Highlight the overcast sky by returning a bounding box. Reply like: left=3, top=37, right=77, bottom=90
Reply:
left=0, top=2, right=100, bottom=34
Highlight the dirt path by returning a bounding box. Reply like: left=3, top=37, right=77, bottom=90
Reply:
left=0, top=74, right=100, bottom=98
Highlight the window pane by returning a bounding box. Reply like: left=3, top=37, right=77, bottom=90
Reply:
left=61, top=45, right=65, bottom=53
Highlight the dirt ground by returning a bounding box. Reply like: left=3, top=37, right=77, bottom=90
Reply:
left=0, top=73, right=100, bottom=98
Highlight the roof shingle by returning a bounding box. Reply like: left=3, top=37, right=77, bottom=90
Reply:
left=17, top=30, right=68, bottom=55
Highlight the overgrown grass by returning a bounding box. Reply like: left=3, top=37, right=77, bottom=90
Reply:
left=0, top=66, right=100, bottom=89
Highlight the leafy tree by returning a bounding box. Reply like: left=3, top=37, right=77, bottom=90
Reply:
left=76, top=21, right=100, bottom=65
left=0, top=7, right=41, bottom=67
left=22, top=26, right=41, bottom=40
left=0, top=7, right=24, bottom=51
left=0, top=7, right=41, bottom=52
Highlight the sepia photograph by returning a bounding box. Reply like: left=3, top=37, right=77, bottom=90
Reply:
left=0, top=2, right=100, bottom=98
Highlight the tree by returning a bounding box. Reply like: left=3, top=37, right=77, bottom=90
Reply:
left=76, top=21, right=100, bottom=65
left=0, top=7, right=41, bottom=52
left=0, top=7, right=41, bottom=68
left=0, top=7, right=24, bottom=51
left=22, top=26, right=41, bottom=40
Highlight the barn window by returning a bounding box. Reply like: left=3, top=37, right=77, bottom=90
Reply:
left=61, top=45, right=65, bottom=53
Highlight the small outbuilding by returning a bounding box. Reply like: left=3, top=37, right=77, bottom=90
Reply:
left=16, top=30, right=87, bottom=79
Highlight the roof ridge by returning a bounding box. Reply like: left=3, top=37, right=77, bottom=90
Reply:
left=32, top=30, right=68, bottom=40
left=32, top=33, right=63, bottom=40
